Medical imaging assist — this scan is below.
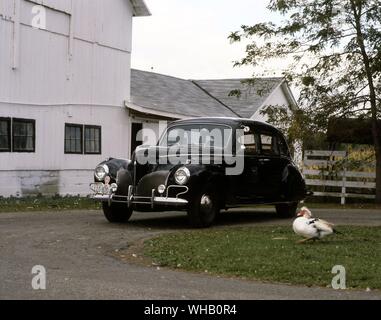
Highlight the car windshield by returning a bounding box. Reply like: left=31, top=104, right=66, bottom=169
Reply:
left=159, top=124, right=232, bottom=149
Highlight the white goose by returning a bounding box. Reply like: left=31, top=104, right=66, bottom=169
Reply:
left=293, top=207, right=339, bottom=243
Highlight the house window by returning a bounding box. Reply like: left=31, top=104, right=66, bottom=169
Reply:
left=84, top=125, right=101, bottom=154
left=12, top=118, right=35, bottom=152
left=65, top=124, right=83, bottom=154
left=0, top=118, right=11, bottom=152
left=65, top=123, right=102, bottom=155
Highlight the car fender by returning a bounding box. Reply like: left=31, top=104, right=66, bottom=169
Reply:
left=96, top=158, right=131, bottom=181
left=115, top=169, right=133, bottom=196
left=281, top=164, right=306, bottom=200
left=184, top=165, right=229, bottom=206
left=136, top=170, right=169, bottom=196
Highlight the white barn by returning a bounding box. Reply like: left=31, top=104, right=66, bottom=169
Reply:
left=0, top=0, right=150, bottom=197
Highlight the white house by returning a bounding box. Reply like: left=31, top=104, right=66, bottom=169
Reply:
left=0, top=0, right=150, bottom=197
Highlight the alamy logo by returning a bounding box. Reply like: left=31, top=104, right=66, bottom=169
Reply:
left=134, top=121, right=246, bottom=176
left=31, top=265, right=46, bottom=290
left=31, top=5, right=46, bottom=30
left=331, top=265, right=346, bottom=290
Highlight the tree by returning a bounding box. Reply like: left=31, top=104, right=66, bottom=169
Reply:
left=229, top=0, right=381, bottom=203
left=258, top=105, right=329, bottom=151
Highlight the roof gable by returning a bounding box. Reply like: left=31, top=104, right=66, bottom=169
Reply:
left=193, top=78, right=284, bottom=118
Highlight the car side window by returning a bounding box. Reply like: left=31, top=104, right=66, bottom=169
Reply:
left=237, top=131, right=257, bottom=155
left=260, top=133, right=279, bottom=156
left=277, top=135, right=290, bottom=157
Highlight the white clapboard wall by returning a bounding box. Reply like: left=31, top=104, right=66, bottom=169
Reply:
left=302, top=150, right=376, bottom=205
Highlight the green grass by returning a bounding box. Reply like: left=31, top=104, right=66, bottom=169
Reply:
left=1, top=195, right=378, bottom=212
left=252, top=203, right=381, bottom=210
left=145, top=226, right=381, bottom=290
left=0, top=196, right=100, bottom=212
left=302, top=202, right=381, bottom=210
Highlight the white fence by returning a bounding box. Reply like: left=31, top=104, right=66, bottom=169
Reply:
left=302, top=150, right=376, bottom=204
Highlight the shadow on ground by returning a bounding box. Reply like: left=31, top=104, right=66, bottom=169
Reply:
left=127, top=209, right=285, bottom=230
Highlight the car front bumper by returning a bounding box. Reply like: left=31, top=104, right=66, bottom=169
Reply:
left=90, top=184, right=189, bottom=208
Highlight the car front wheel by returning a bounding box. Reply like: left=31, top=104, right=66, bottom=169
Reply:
left=275, top=202, right=298, bottom=219
left=102, top=202, right=133, bottom=223
left=187, top=185, right=219, bottom=228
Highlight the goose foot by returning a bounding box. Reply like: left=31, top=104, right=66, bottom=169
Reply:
left=297, top=237, right=315, bottom=244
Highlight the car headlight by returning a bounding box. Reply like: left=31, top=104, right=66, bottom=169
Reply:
left=110, top=183, right=118, bottom=193
left=174, top=167, right=190, bottom=185
left=94, top=164, right=109, bottom=181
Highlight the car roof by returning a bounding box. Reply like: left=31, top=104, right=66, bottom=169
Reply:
left=169, top=117, right=281, bottom=134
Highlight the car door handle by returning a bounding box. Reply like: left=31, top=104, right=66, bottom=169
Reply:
left=259, top=159, right=271, bottom=163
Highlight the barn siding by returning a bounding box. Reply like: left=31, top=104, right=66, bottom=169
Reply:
left=0, top=0, right=132, bottom=106
left=0, top=169, right=96, bottom=197
left=0, top=0, right=135, bottom=197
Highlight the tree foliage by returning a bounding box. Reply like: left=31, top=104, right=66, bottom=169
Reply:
left=229, top=0, right=381, bottom=202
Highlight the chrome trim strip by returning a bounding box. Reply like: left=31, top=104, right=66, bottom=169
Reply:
left=166, top=185, right=189, bottom=198
left=154, top=197, right=188, bottom=204
left=92, top=194, right=113, bottom=201
left=133, top=160, right=137, bottom=188
left=128, top=185, right=133, bottom=208
left=91, top=194, right=188, bottom=205
left=151, top=189, right=155, bottom=209
left=108, top=193, right=112, bottom=207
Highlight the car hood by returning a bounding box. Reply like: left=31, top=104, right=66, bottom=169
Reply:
left=132, top=146, right=181, bottom=185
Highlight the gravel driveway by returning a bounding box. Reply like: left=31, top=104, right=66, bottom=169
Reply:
left=0, top=208, right=380, bottom=300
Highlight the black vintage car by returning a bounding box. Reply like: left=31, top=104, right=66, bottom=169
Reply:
left=90, top=117, right=307, bottom=227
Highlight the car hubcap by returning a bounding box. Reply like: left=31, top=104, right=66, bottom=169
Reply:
left=200, top=194, right=213, bottom=213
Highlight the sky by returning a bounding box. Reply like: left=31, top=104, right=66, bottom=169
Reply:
left=131, top=0, right=285, bottom=80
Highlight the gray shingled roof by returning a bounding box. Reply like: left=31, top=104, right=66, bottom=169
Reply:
left=193, top=78, right=284, bottom=118
left=130, top=69, right=284, bottom=118
left=131, top=70, right=238, bottom=117
left=130, top=0, right=151, bottom=16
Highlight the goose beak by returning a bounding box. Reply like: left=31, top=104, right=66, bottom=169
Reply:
left=297, top=211, right=303, bottom=217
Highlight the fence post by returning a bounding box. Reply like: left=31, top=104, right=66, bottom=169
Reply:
left=341, top=152, right=347, bottom=205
